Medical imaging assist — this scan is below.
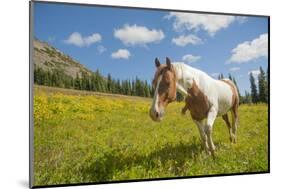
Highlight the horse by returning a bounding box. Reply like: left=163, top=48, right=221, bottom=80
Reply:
left=149, top=57, right=239, bottom=156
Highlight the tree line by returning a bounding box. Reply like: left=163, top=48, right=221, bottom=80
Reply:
left=34, top=66, right=268, bottom=104
left=34, top=66, right=154, bottom=98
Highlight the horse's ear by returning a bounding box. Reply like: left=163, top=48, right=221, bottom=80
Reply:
left=155, top=58, right=161, bottom=67
left=166, top=57, right=172, bottom=70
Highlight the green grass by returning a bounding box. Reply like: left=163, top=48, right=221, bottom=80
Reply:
left=33, top=85, right=269, bottom=186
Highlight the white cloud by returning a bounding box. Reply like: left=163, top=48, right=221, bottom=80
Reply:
left=64, top=32, right=102, bottom=47
left=248, top=69, right=261, bottom=79
left=237, top=74, right=244, bottom=79
left=211, top=73, right=220, bottom=78
left=97, top=45, right=106, bottom=54
left=111, top=49, right=131, bottom=59
left=230, top=67, right=240, bottom=72
left=165, top=12, right=237, bottom=36
left=248, top=69, right=261, bottom=85
left=236, top=16, right=248, bottom=24
left=114, top=24, right=165, bottom=46
left=48, top=36, right=55, bottom=42
left=172, top=34, right=202, bottom=46
left=228, top=33, right=268, bottom=64
left=182, top=54, right=201, bottom=63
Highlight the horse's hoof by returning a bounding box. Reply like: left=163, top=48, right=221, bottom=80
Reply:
left=211, top=153, right=216, bottom=159
left=230, top=136, right=237, bottom=144
left=208, top=148, right=216, bottom=158
left=205, top=149, right=211, bottom=156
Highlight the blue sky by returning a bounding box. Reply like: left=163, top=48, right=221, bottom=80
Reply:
left=33, top=2, right=268, bottom=94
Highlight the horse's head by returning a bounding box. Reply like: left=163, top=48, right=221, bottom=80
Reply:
left=149, top=57, right=177, bottom=122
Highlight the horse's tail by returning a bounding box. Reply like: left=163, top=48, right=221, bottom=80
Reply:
left=221, top=79, right=239, bottom=143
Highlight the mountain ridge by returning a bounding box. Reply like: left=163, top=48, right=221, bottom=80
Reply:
left=33, top=38, right=93, bottom=78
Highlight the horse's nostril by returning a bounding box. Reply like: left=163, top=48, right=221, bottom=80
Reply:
left=155, top=112, right=159, bottom=118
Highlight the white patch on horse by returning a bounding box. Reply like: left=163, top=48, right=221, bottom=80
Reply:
left=151, top=75, right=163, bottom=115
left=215, top=78, right=234, bottom=116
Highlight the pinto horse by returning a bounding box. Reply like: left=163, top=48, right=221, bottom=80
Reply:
left=149, top=57, right=239, bottom=156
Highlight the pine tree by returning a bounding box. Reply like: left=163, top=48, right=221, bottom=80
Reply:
left=228, top=74, right=233, bottom=81
left=250, top=73, right=258, bottom=103
left=150, top=85, right=154, bottom=98
left=81, top=72, right=88, bottom=90
left=265, top=67, right=269, bottom=103
left=90, top=75, right=96, bottom=91
left=124, top=80, right=130, bottom=95
left=131, top=80, right=136, bottom=96
left=258, top=67, right=267, bottom=103
left=70, top=77, right=75, bottom=89
left=116, top=79, right=121, bottom=94
left=74, top=73, right=81, bottom=90
left=107, top=73, right=112, bottom=93
left=144, top=80, right=150, bottom=97
left=128, top=80, right=132, bottom=95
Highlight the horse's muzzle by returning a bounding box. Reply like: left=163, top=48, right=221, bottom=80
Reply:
left=149, top=108, right=163, bottom=122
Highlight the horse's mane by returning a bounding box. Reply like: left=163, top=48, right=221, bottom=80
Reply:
left=172, top=62, right=214, bottom=81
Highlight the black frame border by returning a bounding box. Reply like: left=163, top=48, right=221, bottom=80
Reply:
left=29, top=0, right=270, bottom=188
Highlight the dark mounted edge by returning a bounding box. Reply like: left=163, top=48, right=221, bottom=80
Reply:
left=29, top=1, right=271, bottom=188
left=31, top=0, right=270, bottom=18
left=31, top=171, right=270, bottom=188
left=29, top=1, right=34, bottom=188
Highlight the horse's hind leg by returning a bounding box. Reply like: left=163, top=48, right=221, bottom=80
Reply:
left=222, top=113, right=234, bottom=143
left=181, top=105, right=188, bottom=115
left=230, top=108, right=238, bottom=143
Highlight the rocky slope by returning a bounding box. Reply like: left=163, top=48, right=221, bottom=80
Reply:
left=33, top=39, right=92, bottom=78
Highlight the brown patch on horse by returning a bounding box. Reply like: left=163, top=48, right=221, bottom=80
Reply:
left=220, top=79, right=239, bottom=116
left=183, top=79, right=210, bottom=121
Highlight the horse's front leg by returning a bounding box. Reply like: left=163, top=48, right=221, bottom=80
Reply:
left=181, top=102, right=188, bottom=115
left=193, top=120, right=209, bottom=154
left=205, top=106, right=218, bottom=157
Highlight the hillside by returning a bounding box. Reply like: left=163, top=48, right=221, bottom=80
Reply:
left=33, top=38, right=92, bottom=78
left=32, top=38, right=153, bottom=98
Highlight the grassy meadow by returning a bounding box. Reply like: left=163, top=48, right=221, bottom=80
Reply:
left=33, top=85, right=269, bottom=186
